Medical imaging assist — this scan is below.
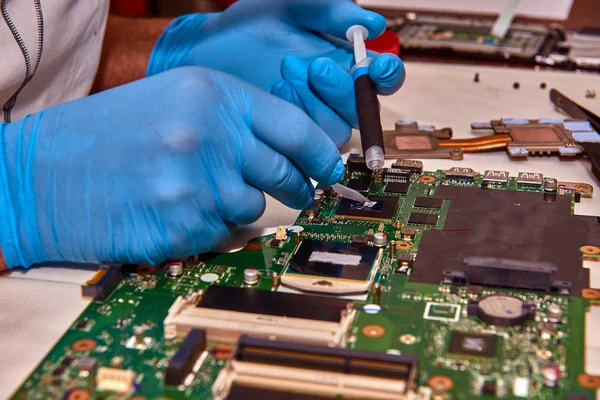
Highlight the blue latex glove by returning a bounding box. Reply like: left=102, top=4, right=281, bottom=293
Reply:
left=0, top=67, right=343, bottom=268
left=147, top=0, right=405, bottom=146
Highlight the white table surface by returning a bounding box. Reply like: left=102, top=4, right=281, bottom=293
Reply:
left=1, top=61, right=600, bottom=398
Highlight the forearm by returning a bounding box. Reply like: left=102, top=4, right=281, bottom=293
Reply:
left=91, top=15, right=173, bottom=92
left=0, top=249, right=6, bottom=271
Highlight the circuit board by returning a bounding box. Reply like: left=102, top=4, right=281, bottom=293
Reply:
left=387, top=15, right=552, bottom=62
left=11, top=156, right=600, bottom=400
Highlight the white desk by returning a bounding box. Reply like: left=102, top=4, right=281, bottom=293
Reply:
left=1, top=61, right=599, bottom=398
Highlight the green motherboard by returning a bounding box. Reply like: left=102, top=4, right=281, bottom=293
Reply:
left=11, top=156, right=600, bottom=400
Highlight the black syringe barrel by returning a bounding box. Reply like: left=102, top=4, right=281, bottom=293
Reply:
left=353, top=65, right=384, bottom=154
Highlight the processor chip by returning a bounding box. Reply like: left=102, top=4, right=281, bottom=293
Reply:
left=288, top=240, right=380, bottom=281
left=448, top=332, right=499, bottom=358
left=335, top=196, right=400, bottom=221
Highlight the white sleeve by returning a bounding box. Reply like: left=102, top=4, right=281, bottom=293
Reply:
left=0, top=0, right=110, bottom=122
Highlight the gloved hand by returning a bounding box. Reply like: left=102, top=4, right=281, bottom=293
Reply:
left=0, top=67, right=343, bottom=268
left=147, top=0, right=405, bottom=146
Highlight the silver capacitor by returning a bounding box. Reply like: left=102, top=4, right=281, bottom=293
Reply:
left=547, top=304, right=564, bottom=322
left=373, top=232, right=388, bottom=247
left=244, top=268, right=259, bottom=285
left=541, top=363, right=560, bottom=387
left=168, top=261, right=183, bottom=277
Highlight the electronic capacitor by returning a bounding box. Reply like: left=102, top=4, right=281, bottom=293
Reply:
left=373, top=232, right=388, bottom=247
left=168, top=261, right=183, bottom=277
left=547, top=304, right=564, bottom=322
left=244, top=268, right=259, bottom=286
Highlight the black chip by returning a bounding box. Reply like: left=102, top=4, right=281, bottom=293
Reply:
left=269, top=239, right=281, bottom=247
left=401, top=227, right=418, bottom=239
left=397, top=253, right=414, bottom=265
left=75, top=357, right=98, bottom=372
left=60, top=356, right=74, bottom=366
left=347, top=179, right=371, bottom=191
left=408, top=212, right=438, bottom=226
left=395, top=253, right=414, bottom=273
left=198, top=285, right=347, bottom=323
left=52, top=367, right=65, bottom=376
left=385, top=182, right=410, bottom=194
left=448, top=332, right=498, bottom=358
left=74, top=320, right=88, bottom=330
left=383, top=168, right=411, bottom=181
left=311, top=218, right=322, bottom=224
left=335, top=196, right=400, bottom=221
left=481, top=380, right=497, bottom=395
left=350, top=234, right=368, bottom=244
left=413, top=197, right=444, bottom=209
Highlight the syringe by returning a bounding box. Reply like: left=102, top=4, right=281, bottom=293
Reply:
left=346, top=25, right=385, bottom=171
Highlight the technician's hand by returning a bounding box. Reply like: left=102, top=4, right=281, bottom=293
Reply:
left=147, top=0, right=405, bottom=146
left=0, top=67, right=343, bottom=268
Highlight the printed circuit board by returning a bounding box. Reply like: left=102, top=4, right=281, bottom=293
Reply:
left=11, top=156, right=600, bottom=400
